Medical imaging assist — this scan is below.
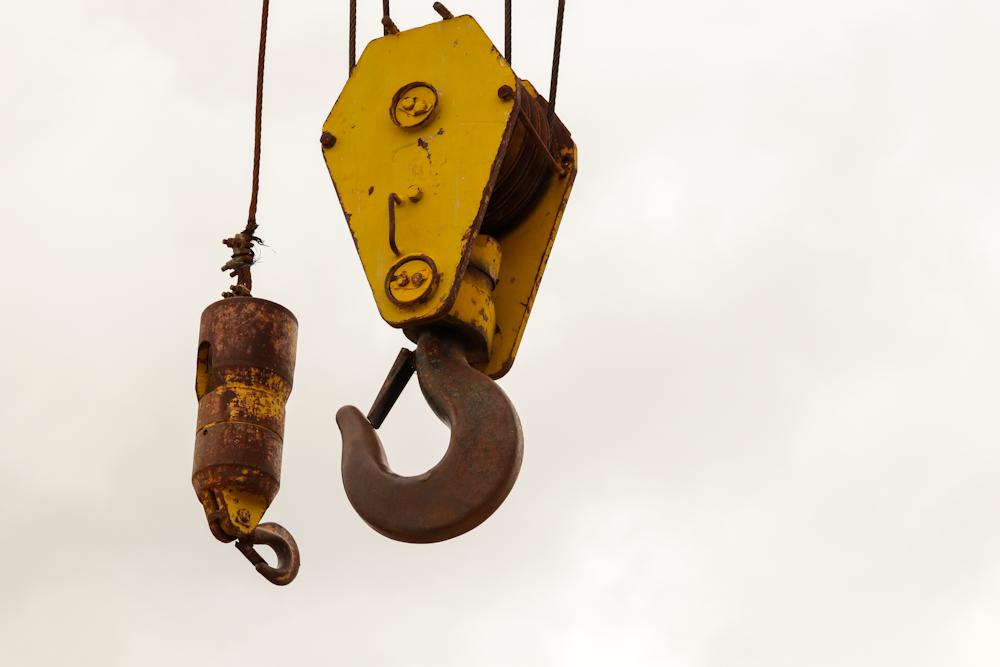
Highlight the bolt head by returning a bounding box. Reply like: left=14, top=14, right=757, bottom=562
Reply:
left=320, top=131, right=337, bottom=148
left=392, top=83, right=438, bottom=128
left=386, top=255, right=439, bottom=306
left=407, top=185, right=424, bottom=202
left=497, top=85, right=514, bottom=101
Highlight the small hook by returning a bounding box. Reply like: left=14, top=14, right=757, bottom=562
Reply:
left=337, top=327, right=524, bottom=543
left=235, top=522, right=301, bottom=586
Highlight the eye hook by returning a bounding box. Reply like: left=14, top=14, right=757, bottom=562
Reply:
left=235, top=522, right=301, bottom=586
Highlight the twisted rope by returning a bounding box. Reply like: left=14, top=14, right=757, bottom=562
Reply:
left=223, top=0, right=269, bottom=298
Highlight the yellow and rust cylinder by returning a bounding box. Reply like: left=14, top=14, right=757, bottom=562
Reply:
left=193, top=297, right=298, bottom=543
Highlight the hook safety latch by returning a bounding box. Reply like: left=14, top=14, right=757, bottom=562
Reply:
left=235, top=522, right=301, bottom=586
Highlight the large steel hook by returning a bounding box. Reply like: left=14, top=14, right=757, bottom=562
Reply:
left=337, top=328, right=523, bottom=543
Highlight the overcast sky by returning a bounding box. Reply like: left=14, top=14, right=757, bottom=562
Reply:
left=3, top=0, right=1000, bottom=665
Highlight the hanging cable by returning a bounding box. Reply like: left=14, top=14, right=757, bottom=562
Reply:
left=505, top=0, right=512, bottom=64
left=546, top=0, right=564, bottom=130
left=383, top=0, right=390, bottom=35
left=349, top=0, right=357, bottom=75
left=222, top=0, right=269, bottom=299
left=247, top=0, right=269, bottom=231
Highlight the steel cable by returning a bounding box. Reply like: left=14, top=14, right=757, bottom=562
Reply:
left=546, top=0, right=564, bottom=130
left=349, top=0, right=357, bottom=74
left=222, top=0, right=268, bottom=298
left=505, top=0, right=512, bottom=64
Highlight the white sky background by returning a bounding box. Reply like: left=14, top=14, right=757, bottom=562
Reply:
left=3, top=0, right=1000, bottom=664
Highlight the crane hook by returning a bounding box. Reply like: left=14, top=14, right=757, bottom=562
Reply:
left=337, top=327, right=524, bottom=543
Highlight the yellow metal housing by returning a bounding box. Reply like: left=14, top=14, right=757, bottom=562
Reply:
left=322, top=14, right=576, bottom=378
left=322, top=16, right=515, bottom=327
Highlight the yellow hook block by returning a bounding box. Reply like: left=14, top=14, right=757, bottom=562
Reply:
left=322, top=13, right=576, bottom=378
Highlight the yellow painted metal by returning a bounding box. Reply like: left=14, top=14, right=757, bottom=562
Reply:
left=469, top=233, right=501, bottom=283
left=323, top=17, right=576, bottom=378
left=322, top=15, right=517, bottom=329
left=222, top=486, right=268, bottom=534
left=387, top=256, right=437, bottom=305
left=221, top=369, right=289, bottom=422
left=472, top=82, right=577, bottom=379
left=196, top=367, right=291, bottom=537
left=444, top=233, right=502, bottom=363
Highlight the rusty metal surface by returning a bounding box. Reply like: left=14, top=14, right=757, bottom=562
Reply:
left=480, top=81, right=558, bottom=235
left=236, top=522, right=301, bottom=586
left=192, top=297, right=297, bottom=543
left=338, top=328, right=523, bottom=543
left=516, top=104, right=567, bottom=177
left=432, top=3, right=454, bottom=20
left=473, top=90, right=577, bottom=379
left=381, top=15, right=399, bottom=35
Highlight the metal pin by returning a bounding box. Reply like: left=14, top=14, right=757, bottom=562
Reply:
left=382, top=16, right=399, bottom=34
left=433, top=2, right=454, bottom=19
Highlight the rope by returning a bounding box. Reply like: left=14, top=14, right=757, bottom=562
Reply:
left=349, top=0, right=356, bottom=75
left=546, top=0, right=564, bottom=130
left=383, top=0, right=390, bottom=35
left=222, top=0, right=269, bottom=299
left=505, top=0, right=512, bottom=64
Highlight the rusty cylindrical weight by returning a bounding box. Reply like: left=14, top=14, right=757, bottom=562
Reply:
left=193, top=297, right=298, bottom=546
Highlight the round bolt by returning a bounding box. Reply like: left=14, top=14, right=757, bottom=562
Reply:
left=497, top=85, right=514, bottom=101
left=391, top=83, right=439, bottom=128
left=236, top=508, right=252, bottom=525
left=320, top=131, right=337, bottom=148
left=386, top=255, right=439, bottom=306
